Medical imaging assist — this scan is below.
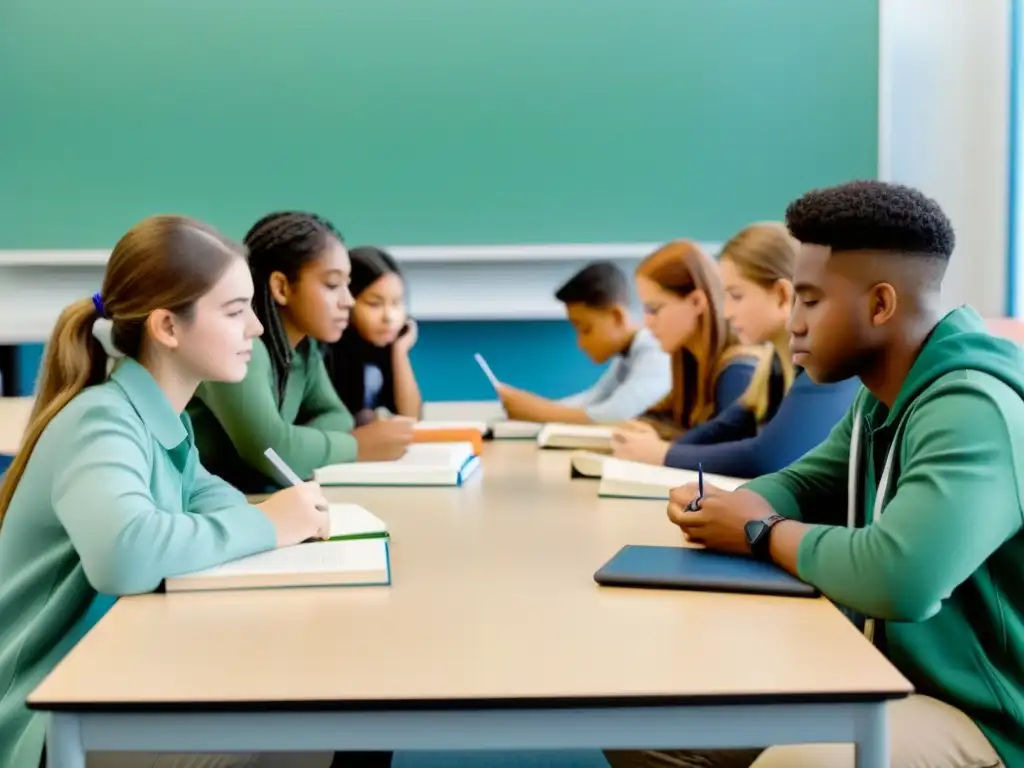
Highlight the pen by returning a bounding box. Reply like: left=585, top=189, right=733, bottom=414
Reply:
left=264, top=447, right=305, bottom=487
left=686, top=462, right=704, bottom=511
left=264, top=448, right=330, bottom=534
left=474, top=352, right=501, bottom=391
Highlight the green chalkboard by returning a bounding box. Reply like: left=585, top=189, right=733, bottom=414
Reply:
left=0, top=0, right=878, bottom=249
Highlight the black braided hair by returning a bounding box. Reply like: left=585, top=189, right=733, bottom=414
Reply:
left=243, top=211, right=345, bottom=405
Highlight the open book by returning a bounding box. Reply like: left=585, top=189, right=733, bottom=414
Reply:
left=537, top=423, right=615, bottom=451
left=165, top=504, right=390, bottom=592
left=490, top=420, right=543, bottom=440
left=598, top=457, right=744, bottom=500
left=569, top=450, right=607, bottom=478
left=314, top=442, right=481, bottom=487
left=413, top=420, right=490, bottom=435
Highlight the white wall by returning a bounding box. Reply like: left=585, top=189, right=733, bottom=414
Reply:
left=880, top=0, right=1012, bottom=315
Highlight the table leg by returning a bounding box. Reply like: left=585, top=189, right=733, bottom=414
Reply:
left=47, top=713, right=85, bottom=768
left=854, top=702, right=889, bottom=768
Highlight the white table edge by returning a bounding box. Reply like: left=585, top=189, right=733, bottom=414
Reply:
left=44, top=699, right=897, bottom=768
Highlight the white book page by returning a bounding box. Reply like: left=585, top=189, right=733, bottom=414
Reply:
left=329, top=504, right=387, bottom=538
left=570, top=450, right=607, bottom=477
left=175, top=539, right=386, bottom=579
left=541, top=423, right=616, bottom=439
left=318, top=443, right=474, bottom=478
left=601, top=457, right=744, bottom=491
left=413, top=420, right=489, bottom=434
left=491, top=420, right=542, bottom=438
left=421, top=400, right=505, bottom=422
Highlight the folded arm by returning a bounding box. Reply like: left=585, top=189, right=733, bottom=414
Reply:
left=666, top=377, right=856, bottom=479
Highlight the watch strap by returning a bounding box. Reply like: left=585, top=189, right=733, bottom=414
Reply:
left=750, top=513, right=786, bottom=560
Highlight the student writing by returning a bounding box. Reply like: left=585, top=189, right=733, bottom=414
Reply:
left=188, top=212, right=413, bottom=493
left=0, top=216, right=335, bottom=768
left=628, top=222, right=859, bottom=476
left=496, top=261, right=671, bottom=423
left=324, top=246, right=422, bottom=422
left=610, top=240, right=762, bottom=460
left=610, top=181, right=1024, bottom=767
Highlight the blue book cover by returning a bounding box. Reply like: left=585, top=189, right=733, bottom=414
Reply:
left=594, top=545, right=818, bottom=598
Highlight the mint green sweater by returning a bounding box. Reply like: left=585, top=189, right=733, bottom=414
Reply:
left=0, top=359, right=276, bottom=768
left=744, top=306, right=1024, bottom=764
left=189, top=338, right=358, bottom=492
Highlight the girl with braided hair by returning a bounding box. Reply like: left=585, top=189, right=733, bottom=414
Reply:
left=188, top=211, right=413, bottom=495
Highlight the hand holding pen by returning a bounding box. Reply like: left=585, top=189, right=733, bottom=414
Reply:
left=256, top=448, right=332, bottom=546
left=686, top=462, right=705, bottom=511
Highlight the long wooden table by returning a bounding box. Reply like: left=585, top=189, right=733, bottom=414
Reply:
left=31, top=441, right=911, bottom=767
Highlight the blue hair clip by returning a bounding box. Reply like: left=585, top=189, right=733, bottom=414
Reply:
left=91, top=292, right=106, bottom=317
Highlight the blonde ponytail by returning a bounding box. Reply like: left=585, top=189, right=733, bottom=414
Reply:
left=720, top=222, right=800, bottom=423
left=740, top=350, right=795, bottom=421
left=0, top=299, right=108, bottom=528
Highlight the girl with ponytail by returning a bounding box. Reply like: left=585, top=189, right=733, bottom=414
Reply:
left=0, top=215, right=334, bottom=768
left=661, top=222, right=860, bottom=477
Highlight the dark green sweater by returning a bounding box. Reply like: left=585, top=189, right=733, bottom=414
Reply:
left=189, top=338, right=357, bottom=492
left=744, top=306, right=1024, bottom=764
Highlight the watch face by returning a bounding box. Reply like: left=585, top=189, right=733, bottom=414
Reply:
left=744, top=519, right=764, bottom=544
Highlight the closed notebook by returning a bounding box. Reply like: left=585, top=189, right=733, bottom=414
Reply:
left=413, top=420, right=490, bottom=435
left=536, top=423, right=615, bottom=451
left=598, top=457, right=744, bottom=500
left=165, top=505, right=390, bottom=592
left=412, top=423, right=486, bottom=454
left=594, top=545, right=818, bottom=598
left=314, top=442, right=481, bottom=487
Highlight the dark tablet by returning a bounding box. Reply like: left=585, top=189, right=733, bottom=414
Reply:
left=594, top=544, right=819, bottom=598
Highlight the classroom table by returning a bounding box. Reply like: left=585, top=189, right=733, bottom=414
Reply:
left=30, top=441, right=911, bottom=768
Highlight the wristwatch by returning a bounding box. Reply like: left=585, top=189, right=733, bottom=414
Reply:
left=744, top=514, right=786, bottom=561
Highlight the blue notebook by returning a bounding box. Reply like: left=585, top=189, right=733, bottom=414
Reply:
left=594, top=545, right=819, bottom=598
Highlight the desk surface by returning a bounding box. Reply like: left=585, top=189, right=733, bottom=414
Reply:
left=29, top=442, right=912, bottom=712
left=0, top=396, right=33, bottom=455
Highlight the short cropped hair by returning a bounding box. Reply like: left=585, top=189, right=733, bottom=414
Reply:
left=554, top=261, right=630, bottom=309
left=785, top=180, right=956, bottom=259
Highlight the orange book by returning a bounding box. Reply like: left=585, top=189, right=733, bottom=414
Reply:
left=411, top=427, right=484, bottom=455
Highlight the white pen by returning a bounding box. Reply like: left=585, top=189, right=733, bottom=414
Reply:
left=474, top=352, right=501, bottom=390
left=264, top=448, right=330, bottom=525
left=263, top=447, right=305, bottom=486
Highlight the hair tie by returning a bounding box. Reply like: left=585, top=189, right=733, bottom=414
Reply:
left=91, top=292, right=106, bottom=318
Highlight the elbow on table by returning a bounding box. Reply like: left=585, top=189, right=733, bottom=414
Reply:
left=81, top=551, right=162, bottom=596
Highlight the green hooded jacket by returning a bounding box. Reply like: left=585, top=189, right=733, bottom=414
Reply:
left=744, top=306, right=1024, bottom=763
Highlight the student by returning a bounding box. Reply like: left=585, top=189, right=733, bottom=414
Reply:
left=188, top=212, right=413, bottom=493
left=610, top=240, right=761, bottom=461
left=608, top=180, right=1024, bottom=767
left=496, top=260, right=671, bottom=423
left=0, top=215, right=336, bottom=768
left=324, top=246, right=422, bottom=421
left=658, top=222, right=859, bottom=477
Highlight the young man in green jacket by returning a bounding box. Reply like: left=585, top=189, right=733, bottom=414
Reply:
left=606, top=180, right=1024, bottom=767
